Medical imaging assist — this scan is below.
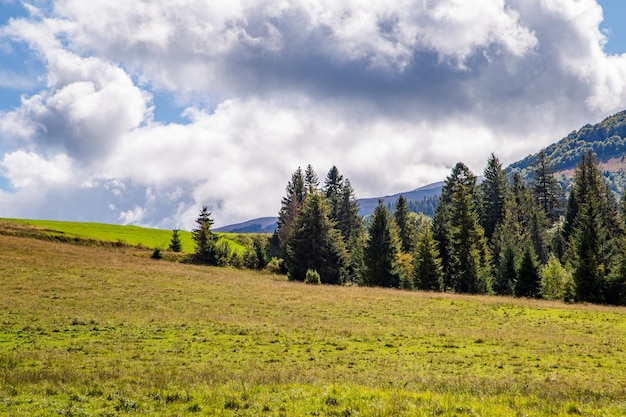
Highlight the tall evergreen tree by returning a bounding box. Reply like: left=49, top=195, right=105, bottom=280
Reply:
left=567, top=151, right=621, bottom=302
left=448, top=182, right=490, bottom=294
left=284, top=192, right=348, bottom=284
left=363, top=201, right=400, bottom=288
left=304, top=164, right=320, bottom=194
left=394, top=195, right=415, bottom=253
left=433, top=162, right=478, bottom=291
left=192, top=206, right=217, bottom=264
left=413, top=225, right=443, bottom=291
left=493, top=244, right=515, bottom=296
left=324, top=166, right=344, bottom=222
left=531, top=149, right=564, bottom=223
left=337, top=178, right=363, bottom=242
left=276, top=167, right=306, bottom=251
left=479, top=153, right=508, bottom=240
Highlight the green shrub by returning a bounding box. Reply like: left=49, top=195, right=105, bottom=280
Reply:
left=305, top=269, right=321, bottom=285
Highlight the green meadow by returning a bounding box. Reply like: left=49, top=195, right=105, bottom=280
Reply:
left=1, top=218, right=249, bottom=254
left=1, top=229, right=626, bottom=416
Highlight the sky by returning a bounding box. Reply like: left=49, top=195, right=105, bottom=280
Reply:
left=1, top=0, right=626, bottom=229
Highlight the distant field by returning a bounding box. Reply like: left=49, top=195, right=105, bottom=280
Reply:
left=1, top=233, right=626, bottom=416
left=1, top=218, right=250, bottom=254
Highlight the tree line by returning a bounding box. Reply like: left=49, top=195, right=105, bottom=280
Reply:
left=272, top=152, right=626, bottom=305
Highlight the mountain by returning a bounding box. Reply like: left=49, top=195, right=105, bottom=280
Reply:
left=215, top=182, right=443, bottom=233
left=508, top=110, right=626, bottom=194
left=214, top=217, right=279, bottom=233
left=218, top=110, right=626, bottom=233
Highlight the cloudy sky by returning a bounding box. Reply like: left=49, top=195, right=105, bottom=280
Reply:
left=1, top=0, right=626, bottom=229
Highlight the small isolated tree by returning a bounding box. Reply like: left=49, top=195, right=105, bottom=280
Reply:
left=305, top=269, right=321, bottom=285
left=192, top=206, right=217, bottom=265
left=540, top=254, right=574, bottom=301
left=169, top=228, right=183, bottom=252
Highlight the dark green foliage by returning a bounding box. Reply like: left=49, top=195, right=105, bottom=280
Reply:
left=192, top=206, right=217, bottom=265
left=480, top=153, right=508, bottom=240
left=252, top=236, right=269, bottom=270
left=493, top=245, right=515, bottom=296
left=277, top=167, right=306, bottom=252
left=337, top=179, right=364, bottom=242
left=530, top=150, right=564, bottom=222
left=285, top=193, right=348, bottom=285
left=413, top=225, right=443, bottom=291
left=567, top=151, right=621, bottom=303
left=448, top=182, right=490, bottom=294
left=169, top=228, right=183, bottom=252
left=305, top=164, right=320, bottom=194
left=324, top=166, right=344, bottom=222
left=363, top=201, right=400, bottom=288
left=151, top=247, right=162, bottom=260
left=515, top=245, right=540, bottom=298
left=394, top=195, right=415, bottom=253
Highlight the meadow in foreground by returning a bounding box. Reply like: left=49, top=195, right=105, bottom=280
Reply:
left=1, top=234, right=626, bottom=416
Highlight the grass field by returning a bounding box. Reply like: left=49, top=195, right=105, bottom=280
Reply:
left=0, top=218, right=250, bottom=254
left=1, top=233, right=626, bottom=416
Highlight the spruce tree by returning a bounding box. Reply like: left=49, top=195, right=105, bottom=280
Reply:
left=276, top=167, right=306, bottom=251
left=363, top=201, right=400, bottom=288
left=394, top=195, right=415, bottom=253
left=493, top=244, right=515, bottom=296
left=324, top=166, right=344, bottom=222
left=169, top=228, right=183, bottom=252
left=192, top=206, right=217, bottom=264
left=413, top=225, right=443, bottom=291
left=337, top=178, right=363, bottom=242
left=304, top=164, right=320, bottom=194
left=479, top=153, right=508, bottom=240
left=531, top=149, right=564, bottom=223
left=284, top=192, right=348, bottom=284
left=515, top=245, right=540, bottom=298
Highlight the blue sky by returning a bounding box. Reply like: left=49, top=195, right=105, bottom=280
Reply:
left=1, top=0, right=626, bottom=228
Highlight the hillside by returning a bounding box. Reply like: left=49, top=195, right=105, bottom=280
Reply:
left=508, top=110, right=626, bottom=194
left=2, top=232, right=626, bottom=415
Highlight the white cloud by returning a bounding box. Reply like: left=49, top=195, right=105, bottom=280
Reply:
left=0, top=0, right=626, bottom=228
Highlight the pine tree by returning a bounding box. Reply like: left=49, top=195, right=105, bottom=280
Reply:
left=531, top=149, right=564, bottom=223
left=324, top=166, right=344, bottom=222
left=304, top=164, right=320, bottom=194
left=337, top=178, right=363, bottom=242
left=284, top=192, right=348, bottom=284
left=433, top=162, right=479, bottom=291
left=276, top=167, right=306, bottom=251
left=169, top=228, right=183, bottom=252
left=363, top=201, right=400, bottom=288
left=567, top=151, right=620, bottom=303
left=394, top=195, right=415, bottom=253
left=448, top=182, right=490, bottom=294
left=479, top=153, right=508, bottom=240
left=413, top=225, right=443, bottom=291
left=515, top=245, right=540, bottom=298
left=192, top=206, right=217, bottom=264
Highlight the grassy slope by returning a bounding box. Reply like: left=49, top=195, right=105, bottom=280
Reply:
left=1, top=235, right=626, bottom=416
left=1, top=218, right=249, bottom=254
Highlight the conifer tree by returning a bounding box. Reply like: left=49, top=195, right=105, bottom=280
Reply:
left=169, top=228, right=183, bottom=252
left=479, top=153, right=508, bottom=240
left=394, top=195, right=415, bottom=253
left=276, top=167, right=306, bottom=251
left=324, top=166, right=344, bottom=222
left=413, top=225, right=443, bottom=291
left=304, top=164, right=320, bottom=194
left=192, top=206, right=217, bottom=264
left=493, top=245, right=516, bottom=296
left=363, top=201, right=400, bottom=288
left=285, top=192, right=348, bottom=284
left=531, top=149, right=564, bottom=223
left=515, top=245, right=541, bottom=298
left=337, top=178, right=363, bottom=242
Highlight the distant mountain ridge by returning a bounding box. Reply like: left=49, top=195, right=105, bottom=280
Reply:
left=218, top=110, right=626, bottom=233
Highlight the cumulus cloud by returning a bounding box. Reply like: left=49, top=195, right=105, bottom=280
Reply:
left=0, top=0, right=625, bottom=228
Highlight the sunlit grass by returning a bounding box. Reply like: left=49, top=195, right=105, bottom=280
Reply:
left=1, top=234, right=626, bottom=415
